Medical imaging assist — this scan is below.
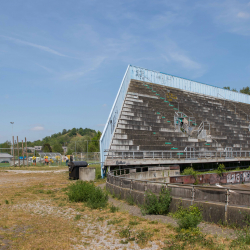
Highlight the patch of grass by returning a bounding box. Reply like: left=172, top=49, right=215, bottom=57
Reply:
left=74, top=214, right=81, bottom=221
left=126, top=195, right=135, bottom=205
left=5, top=200, right=9, bottom=204
left=173, top=205, right=202, bottom=230
left=129, top=219, right=140, bottom=226
left=149, top=220, right=158, bottom=224
left=110, top=204, right=119, bottom=213
left=164, top=228, right=223, bottom=250
left=141, top=188, right=171, bottom=215
left=119, top=227, right=153, bottom=246
left=67, top=181, right=108, bottom=209
left=108, top=218, right=124, bottom=225
left=136, top=229, right=153, bottom=245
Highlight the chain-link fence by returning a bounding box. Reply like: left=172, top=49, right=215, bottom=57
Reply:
left=72, top=152, right=100, bottom=163
left=0, top=149, right=100, bottom=168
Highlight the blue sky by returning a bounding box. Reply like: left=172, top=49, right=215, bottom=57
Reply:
left=1, top=0, right=250, bottom=143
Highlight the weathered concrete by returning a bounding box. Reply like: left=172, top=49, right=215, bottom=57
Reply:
left=79, top=167, right=96, bottom=181
left=170, top=170, right=250, bottom=185
left=106, top=182, right=250, bottom=227
left=106, top=157, right=250, bottom=166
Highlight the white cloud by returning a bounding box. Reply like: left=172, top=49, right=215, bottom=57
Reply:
left=237, top=12, right=250, bottom=19
left=102, top=104, right=107, bottom=107
left=31, top=126, right=44, bottom=131
left=1, top=35, right=66, bottom=57
left=59, top=56, right=105, bottom=81
left=168, top=52, right=202, bottom=70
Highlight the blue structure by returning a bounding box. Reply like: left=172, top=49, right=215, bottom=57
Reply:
left=100, top=65, right=250, bottom=177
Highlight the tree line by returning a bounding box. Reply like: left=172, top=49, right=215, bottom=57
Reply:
left=0, top=128, right=102, bottom=155
left=223, top=86, right=250, bottom=95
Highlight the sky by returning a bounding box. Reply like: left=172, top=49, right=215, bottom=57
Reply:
left=1, top=0, right=250, bottom=143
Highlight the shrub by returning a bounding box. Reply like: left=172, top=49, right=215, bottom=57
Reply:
left=174, top=205, right=202, bottom=229
left=67, top=181, right=108, bottom=209
left=110, top=204, right=119, bottom=213
left=217, top=164, right=226, bottom=176
left=141, top=188, right=171, bottom=215
left=182, top=167, right=198, bottom=185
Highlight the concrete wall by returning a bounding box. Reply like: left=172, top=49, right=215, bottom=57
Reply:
left=106, top=182, right=250, bottom=227
left=79, top=167, right=96, bottom=181
left=170, top=170, right=250, bottom=185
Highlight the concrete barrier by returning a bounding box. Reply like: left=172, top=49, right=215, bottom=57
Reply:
left=79, top=167, right=96, bottom=181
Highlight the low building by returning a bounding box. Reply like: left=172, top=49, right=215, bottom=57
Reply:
left=0, top=153, right=13, bottom=163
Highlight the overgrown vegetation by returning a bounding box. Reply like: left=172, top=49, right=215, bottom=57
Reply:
left=141, top=188, right=171, bottom=215
left=119, top=227, right=153, bottom=246
left=217, top=164, right=226, bottom=176
left=173, top=205, right=203, bottom=230
left=182, top=167, right=199, bottom=184
left=67, top=181, right=108, bottom=209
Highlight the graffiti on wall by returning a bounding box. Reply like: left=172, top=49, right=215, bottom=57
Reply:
left=227, top=172, right=250, bottom=183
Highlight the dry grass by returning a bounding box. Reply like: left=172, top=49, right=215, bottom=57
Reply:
left=0, top=171, right=235, bottom=249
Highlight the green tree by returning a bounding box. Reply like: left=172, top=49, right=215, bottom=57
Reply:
left=88, top=131, right=101, bottom=152
left=69, top=128, right=77, bottom=137
left=240, top=86, right=250, bottom=95
left=66, top=148, right=73, bottom=155
left=223, top=86, right=238, bottom=92
left=62, top=129, right=67, bottom=135
left=43, top=143, right=52, bottom=152
left=53, top=144, right=63, bottom=154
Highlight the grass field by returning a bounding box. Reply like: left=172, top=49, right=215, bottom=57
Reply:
left=0, top=169, right=247, bottom=249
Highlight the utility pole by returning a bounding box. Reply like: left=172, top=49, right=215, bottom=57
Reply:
left=10, top=122, right=14, bottom=155
left=25, top=137, right=28, bottom=167
left=12, top=136, right=15, bottom=167
left=17, top=136, right=20, bottom=167
left=22, top=140, right=24, bottom=166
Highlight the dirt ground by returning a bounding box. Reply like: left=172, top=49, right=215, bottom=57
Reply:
left=0, top=170, right=239, bottom=249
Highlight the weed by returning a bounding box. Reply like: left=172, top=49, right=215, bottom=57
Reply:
left=74, top=214, right=81, bottom=221
left=108, top=218, right=124, bottom=225
left=110, top=204, right=119, bottom=213
left=119, top=227, right=131, bottom=238
left=217, top=164, right=226, bottom=176
left=141, top=187, right=171, bottom=215
left=136, top=229, right=153, bottom=245
left=129, top=220, right=140, bottom=226
left=5, top=200, right=9, bottom=204
left=173, top=205, right=202, bottom=230
left=97, top=217, right=104, bottom=221
left=164, top=228, right=221, bottom=250
left=46, top=190, right=53, bottom=194
left=126, top=195, right=135, bottom=205
left=67, top=181, right=108, bottom=209
left=182, top=167, right=198, bottom=184
left=149, top=220, right=158, bottom=224
left=231, top=227, right=250, bottom=248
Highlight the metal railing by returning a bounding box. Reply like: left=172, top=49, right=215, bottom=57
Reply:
left=105, top=149, right=250, bottom=160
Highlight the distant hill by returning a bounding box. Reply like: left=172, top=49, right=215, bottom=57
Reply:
left=0, top=128, right=101, bottom=154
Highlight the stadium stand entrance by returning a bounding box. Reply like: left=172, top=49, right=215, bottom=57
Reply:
left=100, top=66, right=250, bottom=177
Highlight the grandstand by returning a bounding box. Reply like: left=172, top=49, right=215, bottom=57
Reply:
left=100, top=65, right=250, bottom=177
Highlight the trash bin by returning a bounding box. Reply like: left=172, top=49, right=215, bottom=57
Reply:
left=68, top=161, right=88, bottom=180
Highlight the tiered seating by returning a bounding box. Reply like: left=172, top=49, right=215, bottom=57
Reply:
left=109, top=80, right=250, bottom=154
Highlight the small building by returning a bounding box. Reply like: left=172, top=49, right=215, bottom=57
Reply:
left=0, top=153, right=13, bottom=163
